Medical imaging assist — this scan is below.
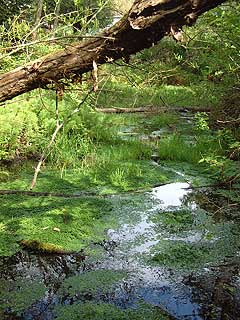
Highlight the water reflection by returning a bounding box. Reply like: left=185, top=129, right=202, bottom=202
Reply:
left=152, top=182, right=190, bottom=207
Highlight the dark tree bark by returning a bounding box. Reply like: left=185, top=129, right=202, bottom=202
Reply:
left=0, top=0, right=227, bottom=103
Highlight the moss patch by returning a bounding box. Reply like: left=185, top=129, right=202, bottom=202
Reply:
left=0, top=279, right=46, bottom=315
left=55, top=302, right=170, bottom=320
left=152, top=241, right=211, bottom=269
left=151, top=221, right=240, bottom=270
left=0, top=195, right=114, bottom=256
left=151, top=209, right=194, bottom=234
left=59, top=270, right=126, bottom=296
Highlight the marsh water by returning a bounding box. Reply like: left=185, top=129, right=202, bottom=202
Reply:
left=1, top=115, right=240, bottom=320
left=1, top=179, right=240, bottom=319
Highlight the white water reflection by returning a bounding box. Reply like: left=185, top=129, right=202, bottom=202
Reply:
left=108, top=182, right=193, bottom=256
left=152, top=182, right=190, bottom=207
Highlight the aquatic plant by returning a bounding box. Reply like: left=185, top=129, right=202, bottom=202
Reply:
left=55, top=301, right=170, bottom=320
left=0, top=279, right=46, bottom=315
left=59, top=269, right=126, bottom=296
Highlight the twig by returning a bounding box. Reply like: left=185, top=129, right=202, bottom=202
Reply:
left=217, top=118, right=240, bottom=124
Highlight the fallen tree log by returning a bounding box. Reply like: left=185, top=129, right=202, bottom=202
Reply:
left=0, top=0, right=227, bottom=103
left=96, top=106, right=211, bottom=113
left=96, top=107, right=156, bottom=113
left=0, top=189, right=97, bottom=198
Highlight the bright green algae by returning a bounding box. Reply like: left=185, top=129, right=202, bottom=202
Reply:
left=0, top=194, right=114, bottom=256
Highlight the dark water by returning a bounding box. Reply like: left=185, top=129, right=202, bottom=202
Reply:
left=1, top=182, right=240, bottom=319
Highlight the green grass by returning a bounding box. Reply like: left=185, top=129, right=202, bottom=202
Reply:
left=157, top=134, right=221, bottom=164
left=96, top=81, right=222, bottom=109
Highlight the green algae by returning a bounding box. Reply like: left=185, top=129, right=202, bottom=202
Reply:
left=59, top=270, right=126, bottom=296
left=151, top=209, right=194, bottom=234
left=55, top=302, right=170, bottom=320
left=0, top=194, right=115, bottom=256
left=151, top=206, right=240, bottom=270
left=152, top=240, right=211, bottom=269
left=151, top=235, right=238, bottom=270
left=0, top=279, right=46, bottom=315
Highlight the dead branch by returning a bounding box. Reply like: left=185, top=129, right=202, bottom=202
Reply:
left=96, top=106, right=211, bottom=113
left=0, top=189, right=97, bottom=198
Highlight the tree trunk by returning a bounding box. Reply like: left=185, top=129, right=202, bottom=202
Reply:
left=0, top=0, right=227, bottom=103
left=32, top=0, right=44, bottom=40
left=52, top=0, right=61, bottom=35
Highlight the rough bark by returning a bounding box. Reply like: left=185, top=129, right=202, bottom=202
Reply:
left=0, top=0, right=227, bottom=103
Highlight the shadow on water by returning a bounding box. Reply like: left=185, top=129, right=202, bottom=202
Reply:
left=1, top=182, right=240, bottom=319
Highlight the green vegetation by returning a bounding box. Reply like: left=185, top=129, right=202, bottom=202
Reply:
left=0, top=279, right=46, bottom=315
left=59, top=270, right=125, bottom=295
left=55, top=302, right=170, bottom=320
left=0, top=3, right=240, bottom=318
left=152, top=209, right=194, bottom=233
left=150, top=206, right=240, bottom=270
left=152, top=241, right=211, bottom=269
left=0, top=195, right=114, bottom=256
